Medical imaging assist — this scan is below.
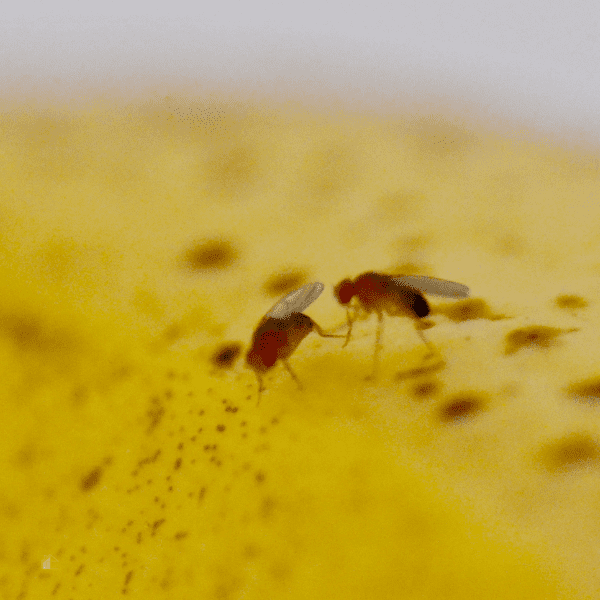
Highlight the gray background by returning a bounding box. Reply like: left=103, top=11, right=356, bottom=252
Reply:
left=1, top=3, right=599, bottom=147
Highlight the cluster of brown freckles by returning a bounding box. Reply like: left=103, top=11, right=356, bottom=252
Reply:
left=245, top=273, right=470, bottom=403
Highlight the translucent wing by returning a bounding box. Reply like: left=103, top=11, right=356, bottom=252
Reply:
left=266, top=282, right=325, bottom=319
left=392, top=275, right=470, bottom=298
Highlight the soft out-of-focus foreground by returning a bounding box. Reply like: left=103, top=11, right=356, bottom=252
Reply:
left=1, top=94, right=600, bottom=599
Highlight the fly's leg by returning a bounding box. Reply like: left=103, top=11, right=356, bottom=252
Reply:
left=366, top=310, right=384, bottom=381
left=255, top=373, right=265, bottom=406
left=415, top=324, right=436, bottom=358
left=282, top=359, right=303, bottom=391
left=312, top=322, right=346, bottom=339
left=342, top=307, right=355, bottom=348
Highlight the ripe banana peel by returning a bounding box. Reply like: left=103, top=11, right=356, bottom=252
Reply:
left=1, top=98, right=599, bottom=598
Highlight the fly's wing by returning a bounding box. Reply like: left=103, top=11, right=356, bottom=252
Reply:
left=392, top=275, right=470, bottom=298
left=266, top=282, right=325, bottom=319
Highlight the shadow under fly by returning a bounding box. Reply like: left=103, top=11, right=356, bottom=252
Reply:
left=333, top=272, right=470, bottom=378
left=246, top=282, right=345, bottom=404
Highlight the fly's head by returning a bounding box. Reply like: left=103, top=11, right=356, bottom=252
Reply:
left=334, top=278, right=355, bottom=305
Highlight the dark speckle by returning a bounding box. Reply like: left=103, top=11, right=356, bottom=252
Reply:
left=305, top=144, right=358, bottom=198
left=212, top=343, right=242, bottom=368
left=270, top=561, right=292, bottom=582
left=81, top=467, right=102, bottom=491
left=14, top=443, right=38, bottom=469
left=539, top=433, right=600, bottom=472
left=555, top=295, right=588, bottom=310
left=174, top=458, right=182, bottom=470
left=255, top=471, right=265, bottom=483
left=395, top=359, right=446, bottom=381
left=174, top=531, right=188, bottom=540
left=225, top=405, right=239, bottom=413
left=567, top=377, right=600, bottom=403
left=124, top=570, right=134, bottom=587
left=410, top=380, right=440, bottom=399
left=439, top=394, right=485, bottom=423
left=263, top=271, right=307, bottom=296
left=146, top=397, right=166, bottom=434
left=260, top=496, right=276, bottom=519
left=0, top=312, right=75, bottom=354
left=183, top=240, right=238, bottom=271
left=243, top=544, right=260, bottom=558
left=75, top=564, right=84, bottom=576
left=441, top=298, right=504, bottom=322
left=137, top=449, right=161, bottom=470
left=162, top=323, right=184, bottom=343
left=151, top=519, right=166, bottom=536
left=159, top=567, right=175, bottom=591
left=207, top=146, right=258, bottom=192
left=406, top=116, right=478, bottom=158
left=504, top=326, right=577, bottom=355
left=216, top=424, right=226, bottom=432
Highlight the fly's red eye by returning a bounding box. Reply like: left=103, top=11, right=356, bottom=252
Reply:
left=334, top=280, right=354, bottom=304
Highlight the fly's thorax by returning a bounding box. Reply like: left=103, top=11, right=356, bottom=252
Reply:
left=352, top=272, right=391, bottom=304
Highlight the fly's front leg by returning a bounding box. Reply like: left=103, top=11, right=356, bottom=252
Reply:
left=366, top=310, right=384, bottom=381
left=282, top=359, right=303, bottom=391
left=341, top=307, right=356, bottom=348
left=255, top=373, right=265, bottom=406
left=415, top=324, right=436, bottom=358
left=311, top=322, right=346, bottom=339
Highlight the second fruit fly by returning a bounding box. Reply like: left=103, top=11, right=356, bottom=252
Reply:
left=334, top=272, right=470, bottom=377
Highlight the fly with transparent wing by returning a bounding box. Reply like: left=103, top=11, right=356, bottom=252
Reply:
left=246, top=282, right=345, bottom=403
left=333, top=272, right=470, bottom=377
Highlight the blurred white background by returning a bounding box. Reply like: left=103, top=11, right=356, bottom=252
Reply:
left=1, top=2, right=599, bottom=147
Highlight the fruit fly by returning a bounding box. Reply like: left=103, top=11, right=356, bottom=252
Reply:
left=334, top=272, right=470, bottom=376
left=246, top=282, right=344, bottom=403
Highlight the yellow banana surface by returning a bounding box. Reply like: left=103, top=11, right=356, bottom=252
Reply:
left=1, top=96, right=599, bottom=598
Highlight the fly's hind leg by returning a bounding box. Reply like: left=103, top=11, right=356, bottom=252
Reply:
left=415, top=324, right=436, bottom=359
